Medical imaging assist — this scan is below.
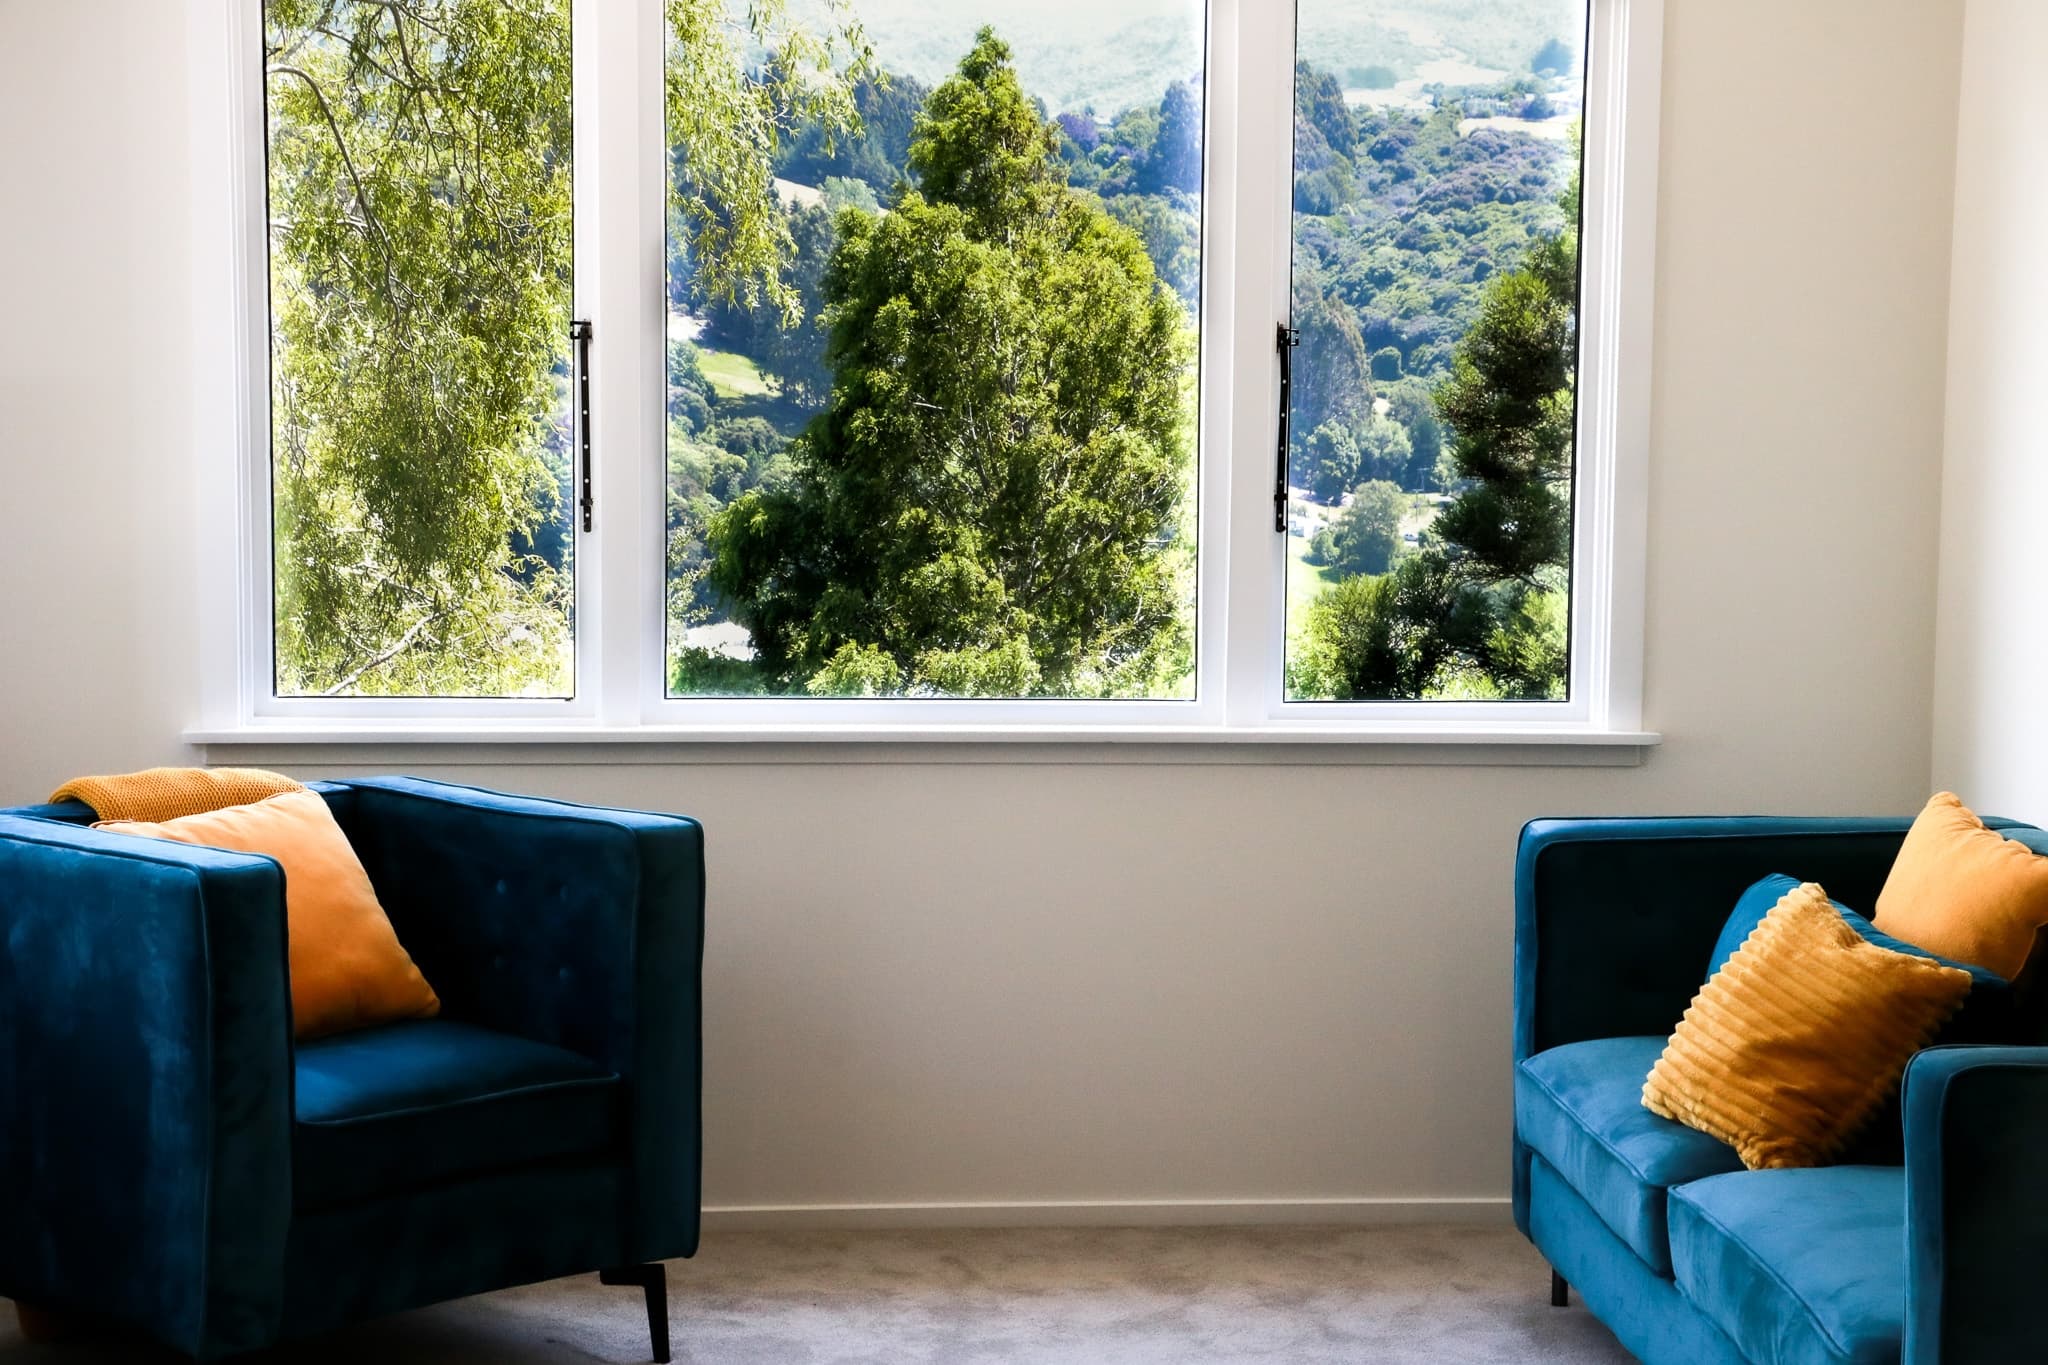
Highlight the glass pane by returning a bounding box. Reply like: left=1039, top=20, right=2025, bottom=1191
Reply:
left=664, top=1, right=1204, bottom=699
left=1283, top=1, right=1588, bottom=702
left=264, top=0, right=575, bottom=698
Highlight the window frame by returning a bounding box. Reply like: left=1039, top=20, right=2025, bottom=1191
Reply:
left=193, top=0, right=1662, bottom=744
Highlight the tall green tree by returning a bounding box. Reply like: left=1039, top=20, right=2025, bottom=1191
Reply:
left=266, top=0, right=865, bottom=694
left=1310, top=480, right=1407, bottom=578
left=1293, top=167, right=1578, bottom=701
left=707, top=30, right=1196, bottom=698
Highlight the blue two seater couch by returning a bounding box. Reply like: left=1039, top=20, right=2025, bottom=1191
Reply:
left=1514, top=815, right=2048, bottom=1365
left=0, top=776, right=703, bottom=1361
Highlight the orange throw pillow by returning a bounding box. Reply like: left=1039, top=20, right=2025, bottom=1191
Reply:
left=1643, top=882, right=1971, bottom=1169
left=98, top=789, right=439, bottom=1039
left=1874, top=792, right=2048, bottom=981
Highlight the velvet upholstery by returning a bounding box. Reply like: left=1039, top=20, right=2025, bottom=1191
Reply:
left=1901, top=1046, right=2048, bottom=1365
left=0, top=814, right=293, bottom=1357
left=1669, top=1168, right=1905, bottom=1365
left=1514, top=815, right=2048, bottom=1365
left=293, top=1020, right=620, bottom=1210
left=0, top=778, right=702, bottom=1360
left=1527, top=1155, right=1749, bottom=1365
left=1516, top=1036, right=1743, bottom=1274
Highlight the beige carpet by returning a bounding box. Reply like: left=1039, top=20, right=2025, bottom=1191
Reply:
left=0, top=1225, right=1632, bottom=1363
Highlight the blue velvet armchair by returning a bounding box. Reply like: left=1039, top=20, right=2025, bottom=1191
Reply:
left=1513, top=815, right=2048, bottom=1365
left=0, top=776, right=703, bottom=1361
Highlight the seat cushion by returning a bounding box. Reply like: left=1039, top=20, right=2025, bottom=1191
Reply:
left=1670, top=1167, right=1904, bottom=1365
left=1517, top=1035, right=1744, bottom=1275
left=294, top=1019, right=620, bottom=1210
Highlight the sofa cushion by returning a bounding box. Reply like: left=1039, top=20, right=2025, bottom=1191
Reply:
left=1516, top=1035, right=1744, bottom=1275
left=294, top=1019, right=620, bottom=1210
left=1669, top=1167, right=1904, bottom=1365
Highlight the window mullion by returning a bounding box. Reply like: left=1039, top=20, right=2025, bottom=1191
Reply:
left=577, top=0, right=665, bottom=725
left=1218, top=0, right=1296, bottom=727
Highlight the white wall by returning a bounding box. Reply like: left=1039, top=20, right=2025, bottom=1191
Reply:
left=0, top=0, right=1966, bottom=1223
left=1932, top=0, right=2048, bottom=820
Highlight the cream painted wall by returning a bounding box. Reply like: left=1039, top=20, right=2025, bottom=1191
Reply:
left=0, top=0, right=1965, bottom=1220
left=1932, top=0, right=2048, bottom=821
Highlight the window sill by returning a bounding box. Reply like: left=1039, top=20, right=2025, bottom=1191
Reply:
left=186, top=722, right=1659, bottom=767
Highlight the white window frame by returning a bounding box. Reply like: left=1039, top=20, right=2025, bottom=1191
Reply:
left=189, top=0, right=1662, bottom=747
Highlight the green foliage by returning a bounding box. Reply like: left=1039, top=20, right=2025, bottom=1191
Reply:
left=1289, top=275, right=1373, bottom=441
left=266, top=0, right=576, bottom=696
left=1304, top=422, right=1360, bottom=504
left=267, top=0, right=868, bottom=695
left=1356, top=416, right=1415, bottom=485
left=1102, top=192, right=1201, bottom=306
left=1309, top=481, right=1406, bottom=578
left=707, top=30, right=1195, bottom=698
left=1143, top=81, right=1202, bottom=195
left=806, top=642, right=905, bottom=696
left=1293, top=161, right=1579, bottom=702
left=665, top=0, right=873, bottom=321
left=1371, top=346, right=1403, bottom=382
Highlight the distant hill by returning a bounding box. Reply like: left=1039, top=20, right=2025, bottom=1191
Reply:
left=779, top=0, right=1583, bottom=117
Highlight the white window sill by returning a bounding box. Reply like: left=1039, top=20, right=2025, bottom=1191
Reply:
left=185, top=723, right=1660, bottom=767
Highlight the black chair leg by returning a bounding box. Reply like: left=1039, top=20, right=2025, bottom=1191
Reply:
left=1550, top=1268, right=1570, bottom=1308
left=600, top=1264, right=671, bottom=1363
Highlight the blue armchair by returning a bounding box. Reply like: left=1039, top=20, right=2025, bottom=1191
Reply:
left=1513, top=815, right=2048, bottom=1365
left=0, top=776, right=703, bottom=1361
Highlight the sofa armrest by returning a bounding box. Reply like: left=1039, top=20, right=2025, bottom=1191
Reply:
left=1903, top=1046, right=2048, bottom=1365
left=329, top=777, right=704, bottom=1261
left=1514, top=816, right=1937, bottom=1064
left=0, top=816, right=293, bottom=1357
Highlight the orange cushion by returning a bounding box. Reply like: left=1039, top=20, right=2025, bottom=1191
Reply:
left=97, top=790, right=439, bottom=1040
left=1643, top=881, right=1972, bottom=1169
left=1874, top=792, right=2048, bottom=981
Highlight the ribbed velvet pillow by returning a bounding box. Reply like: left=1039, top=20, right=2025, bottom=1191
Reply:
left=1644, top=881, right=1972, bottom=1170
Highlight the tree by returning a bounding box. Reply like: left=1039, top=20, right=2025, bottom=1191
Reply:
left=1143, top=80, right=1202, bottom=195
left=1289, top=275, right=1374, bottom=441
left=1371, top=346, right=1403, bottom=381
left=1303, top=422, right=1359, bottom=504
left=707, top=30, right=1196, bottom=698
left=1309, top=481, right=1406, bottom=577
left=265, top=0, right=867, bottom=694
left=1294, top=163, right=1578, bottom=700
left=1356, top=416, right=1414, bottom=484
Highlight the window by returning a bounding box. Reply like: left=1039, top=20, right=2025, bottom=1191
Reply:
left=214, top=0, right=1659, bottom=736
left=262, top=0, right=578, bottom=699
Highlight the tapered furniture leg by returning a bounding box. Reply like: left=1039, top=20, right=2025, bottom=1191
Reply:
left=1550, top=1268, right=1569, bottom=1308
left=600, top=1265, right=670, bottom=1363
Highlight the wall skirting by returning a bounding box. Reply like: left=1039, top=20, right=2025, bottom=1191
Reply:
left=700, top=1197, right=1513, bottom=1232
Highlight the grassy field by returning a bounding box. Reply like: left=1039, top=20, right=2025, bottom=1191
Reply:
left=1286, top=533, right=1335, bottom=640
left=699, top=348, right=774, bottom=400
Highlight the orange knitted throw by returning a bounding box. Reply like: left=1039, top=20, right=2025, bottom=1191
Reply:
left=49, top=766, right=303, bottom=823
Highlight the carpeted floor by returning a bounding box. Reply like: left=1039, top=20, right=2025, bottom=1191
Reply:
left=0, top=1225, right=1632, bottom=1363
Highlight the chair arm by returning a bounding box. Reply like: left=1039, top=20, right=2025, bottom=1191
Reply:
left=1514, top=816, right=1939, bottom=1063
left=1903, top=1046, right=2048, bottom=1365
left=328, top=777, right=704, bottom=1261
left=0, top=816, right=293, bottom=1357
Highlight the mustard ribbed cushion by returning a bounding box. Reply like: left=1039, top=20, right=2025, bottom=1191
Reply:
left=1642, top=881, right=1972, bottom=1170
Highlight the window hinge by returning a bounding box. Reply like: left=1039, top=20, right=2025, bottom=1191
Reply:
left=571, top=318, right=594, bottom=532
left=1275, top=323, right=1300, bottom=532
